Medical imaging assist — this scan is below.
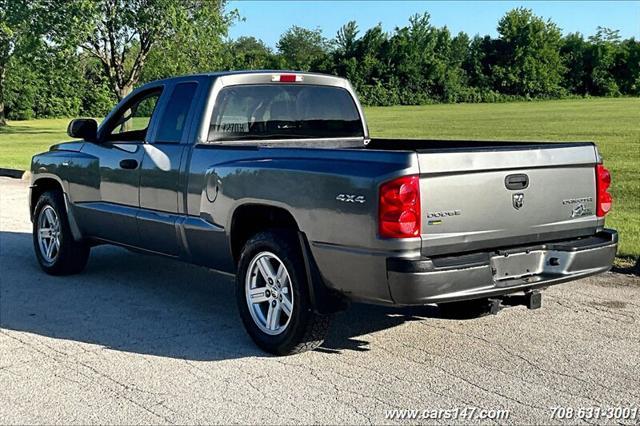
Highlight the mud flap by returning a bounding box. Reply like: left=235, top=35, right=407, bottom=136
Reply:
left=297, top=231, right=349, bottom=315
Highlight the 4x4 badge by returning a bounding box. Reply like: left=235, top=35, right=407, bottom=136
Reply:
left=336, top=194, right=366, bottom=204
left=513, top=193, right=524, bottom=210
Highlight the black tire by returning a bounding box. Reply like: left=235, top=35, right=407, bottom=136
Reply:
left=236, top=230, right=331, bottom=355
left=32, top=190, right=90, bottom=275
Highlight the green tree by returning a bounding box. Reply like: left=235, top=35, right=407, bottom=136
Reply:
left=81, top=0, right=233, bottom=101
left=587, top=27, right=622, bottom=96
left=613, top=38, right=640, bottom=95
left=464, top=35, right=497, bottom=92
left=0, top=1, right=18, bottom=124
left=335, top=21, right=359, bottom=57
left=493, top=8, right=565, bottom=96
left=4, top=44, right=115, bottom=120
left=355, top=24, right=390, bottom=86
left=389, top=14, right=439, bottom=96
left=332, top=21, right=360, bottom=84
left=224, top=36, right=276, bottom=70
left=561, top=33, right=590, bottom=94
left=276, top=26, right=330, bottom=71
left=141, top=2, right=236, bottom=82
left=0, top=0, right=87, bottom=125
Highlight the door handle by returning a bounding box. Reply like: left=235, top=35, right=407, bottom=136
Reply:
left=505, top=173, right=529, bottom=190
left=119, top=159, right=139, bottom=170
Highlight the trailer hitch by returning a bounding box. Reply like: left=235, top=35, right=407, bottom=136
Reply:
left=487, top=290, right=542, bottom=315
left=525, top=290, right=542, bottom=310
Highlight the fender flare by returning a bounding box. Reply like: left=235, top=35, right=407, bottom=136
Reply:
left=31, top=175, right=83, bottom=241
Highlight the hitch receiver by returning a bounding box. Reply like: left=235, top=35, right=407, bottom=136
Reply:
left=525, top=290, right=542, bottom=310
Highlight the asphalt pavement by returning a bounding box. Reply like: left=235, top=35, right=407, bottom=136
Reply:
left=1, top=176, right=639, bottom=424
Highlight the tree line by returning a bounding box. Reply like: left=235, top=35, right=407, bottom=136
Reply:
left=1, top=0, right=638, bottom=125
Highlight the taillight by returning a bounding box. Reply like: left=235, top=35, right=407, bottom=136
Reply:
left=596, top=164, right=612, bottom=217
left=271, top=74, right=303, bottom=82
left=379, top=175, right=421, bottom=238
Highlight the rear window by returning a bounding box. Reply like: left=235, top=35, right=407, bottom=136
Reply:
left=208, top=84, right=363, bottom=141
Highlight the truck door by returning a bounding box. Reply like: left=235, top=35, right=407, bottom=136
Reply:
left=137, top=81, right=200, bottom=256
left=79, top=87, right=163, bottom=247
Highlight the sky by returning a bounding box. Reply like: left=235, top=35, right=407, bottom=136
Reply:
left=227, top=1, right=640, bottom=47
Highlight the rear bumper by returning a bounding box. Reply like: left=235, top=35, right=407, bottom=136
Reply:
left=387, top=229, right=618, bottom=305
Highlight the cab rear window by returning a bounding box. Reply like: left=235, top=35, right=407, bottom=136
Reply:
left=208, top=84, right=364, bottom=141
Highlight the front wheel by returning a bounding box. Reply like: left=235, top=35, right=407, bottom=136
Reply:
left=33, top=190, right=90, bottom=275
left=236, top=230, right=331, bottom=355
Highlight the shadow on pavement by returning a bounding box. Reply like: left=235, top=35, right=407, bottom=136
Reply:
left=0, top=231, right=480, bottom=360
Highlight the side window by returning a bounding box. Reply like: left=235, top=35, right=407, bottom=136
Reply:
left=155, top=82, right=198, bottom=143
left=107, top=90, right=161, bottom=141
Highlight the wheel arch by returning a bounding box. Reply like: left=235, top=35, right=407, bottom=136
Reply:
left=30, top=176, right=65, bottom=221
left=229, top=202, right=348, bottom=315
left=30, top=175, right=83, bottom=241
left=229, top=203, right=300, bottom=264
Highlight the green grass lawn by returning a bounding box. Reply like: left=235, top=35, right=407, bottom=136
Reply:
left=1, top=98, right=638, bottom=259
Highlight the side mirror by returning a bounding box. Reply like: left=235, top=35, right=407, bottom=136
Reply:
left=67, top=118, right=98, bottom=142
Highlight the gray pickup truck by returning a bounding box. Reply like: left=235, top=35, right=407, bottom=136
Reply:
left=30, top=71, right=617, bottom=354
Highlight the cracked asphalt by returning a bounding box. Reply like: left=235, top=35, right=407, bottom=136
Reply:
left=1, top=176, right=639, bottom=424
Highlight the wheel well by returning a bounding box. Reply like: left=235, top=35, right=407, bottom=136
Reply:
left=31, top=178, right=63, bottom=218
left=230, top=204, right=299, bottom=262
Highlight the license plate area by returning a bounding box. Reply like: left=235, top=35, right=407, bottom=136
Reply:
left=491, top=250, right=545, bottom=282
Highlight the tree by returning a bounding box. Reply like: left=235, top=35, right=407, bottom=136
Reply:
left=142, top=2, right=237, bottom=82
left=561, top=33, right=590, bottom=94
left=354, top=24, right=390, bottom=85
left=613, top=38, right=640, bottom=95
left=5, top=5, right=640, bottom=115
left=1, top=0, right=91, bottom=124
left=493, top=8, right=565, bottom=96
left=389, top=13, right=439, bottom=95
left=335, top=21, right=359, bottom=57
left=276, top=26, right=330, bottom=71
left=332, top=21, right=360, bottom=83
left=587, top=27, right=622, bottom=96
left=81, top=0, right=232, bottom=101
left=224, top=36, right=276, bottom=70
left=0, top=0, right=35, bottom=125
left=464, top=35, right=497, bottom=92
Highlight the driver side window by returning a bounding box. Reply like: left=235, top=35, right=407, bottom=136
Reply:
left=107, top=90, right=161, bottom=141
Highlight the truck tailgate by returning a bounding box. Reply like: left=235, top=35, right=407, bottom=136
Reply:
left=416, top=143, right=601, bottom=256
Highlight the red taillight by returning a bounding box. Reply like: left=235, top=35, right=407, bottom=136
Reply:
left=271, top=74, right=303, bottom=82
left=379, top=175, right=421, bottom=238
left=596, top=164, right=612, bottom=217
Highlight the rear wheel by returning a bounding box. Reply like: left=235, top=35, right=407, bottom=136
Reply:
left=236, top=230, right=331, bottom=355
left=33, top=190, right=90, bottom=275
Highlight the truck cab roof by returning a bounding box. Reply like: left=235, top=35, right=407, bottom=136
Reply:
left=140, top=70, right=350, bottom=90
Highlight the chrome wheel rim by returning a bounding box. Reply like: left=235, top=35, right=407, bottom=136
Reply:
left=245, top=251, right=294, bottom=336
left=37, top=205, right=61, bottom=264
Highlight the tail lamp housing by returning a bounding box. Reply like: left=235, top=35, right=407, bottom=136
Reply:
left=596, top=164, right=612, bottom=217
left=379, top=175, right=421, bottom=238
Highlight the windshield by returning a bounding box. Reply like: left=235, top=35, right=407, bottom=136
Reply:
left=208, top=84, right=364, bottom=141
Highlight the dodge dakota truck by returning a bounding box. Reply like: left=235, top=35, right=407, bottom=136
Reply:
left=30, top=71, right=618, bottom=355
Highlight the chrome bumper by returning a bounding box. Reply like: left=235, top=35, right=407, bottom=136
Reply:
left=387, top=230, right=618, bottom=305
